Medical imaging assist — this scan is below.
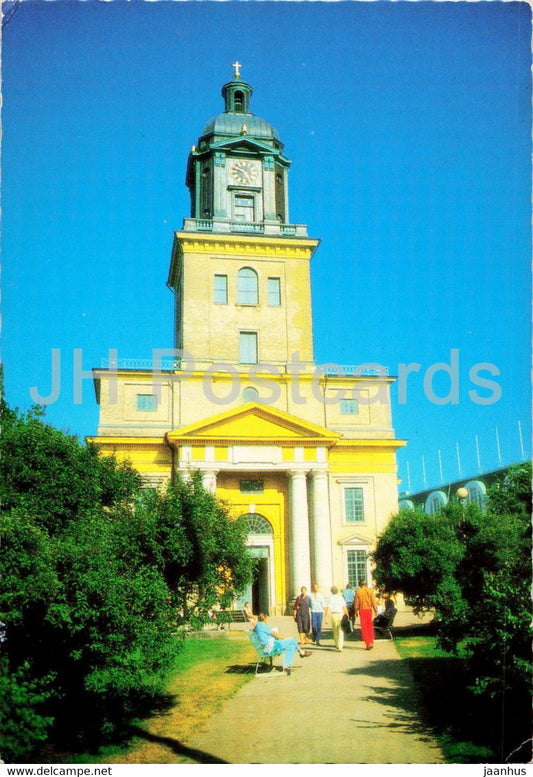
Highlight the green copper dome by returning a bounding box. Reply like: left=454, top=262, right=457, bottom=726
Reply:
left=201, top=112, right=280, bottom=143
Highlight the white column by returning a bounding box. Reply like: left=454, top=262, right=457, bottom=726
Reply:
left=310, top=470, right=333, bottom=590
left=201, top=469, right=218, bottom=494
left=288, top=470, right=311, bottom=597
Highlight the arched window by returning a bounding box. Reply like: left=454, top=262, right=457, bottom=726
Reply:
left=237, top=267, right=258, bottom=304
left=238, top=513, right=273, bottom=536
left=242, top=386, right=259, bottom=403
left=234, top=90, right=245, bottom=112
left=465, top=480, right=487, bottom=510
left=425, top=490, right=448, bottom=515
left=399, top=499, right=414, bottom=511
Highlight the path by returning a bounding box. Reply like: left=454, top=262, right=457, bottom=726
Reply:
left=181, top=612, right=444, bottom=764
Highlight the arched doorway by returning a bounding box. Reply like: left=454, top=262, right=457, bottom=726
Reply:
left=235, top=513, right=274, bottom=615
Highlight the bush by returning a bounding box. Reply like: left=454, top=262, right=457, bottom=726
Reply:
left=372, top=463, right=532, bottom=760
left=0, top=659, right=54, bottom=762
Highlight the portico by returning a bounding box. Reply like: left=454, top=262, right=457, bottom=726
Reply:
left=165, top=403, right=338, bottom=612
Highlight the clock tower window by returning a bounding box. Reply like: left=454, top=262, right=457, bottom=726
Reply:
left=233, top=194, right=255, bottom=223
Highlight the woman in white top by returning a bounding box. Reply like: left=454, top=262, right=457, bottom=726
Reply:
left=327, top=586, right=349, bottom=652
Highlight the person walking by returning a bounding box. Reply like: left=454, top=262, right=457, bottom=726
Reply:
left=355, top=580, right=378, bottom=650
left=293, top=586, right=311, bottom=646
left=327, top=586, right=349, bottom=651
left=309, top=583, right=326, bottom=646
left=342, top=582, right=356, bottom=627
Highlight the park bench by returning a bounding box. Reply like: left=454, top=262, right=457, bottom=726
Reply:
left=373, top=607, right=397, bottom=640
left=248, top=631, right=274, bottom=674
left=215, top=609, right=249, bottom=630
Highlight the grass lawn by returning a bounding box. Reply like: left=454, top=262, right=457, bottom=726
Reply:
left=395, top=636, right=501, bottom=763
left=64, top=633, right=256, bottom=764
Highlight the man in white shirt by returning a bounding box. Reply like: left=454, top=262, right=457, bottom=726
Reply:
left=327, top=586, right=349, bottom=652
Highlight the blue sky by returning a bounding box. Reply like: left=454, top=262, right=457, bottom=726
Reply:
left=2, top=0, right=531, bottom=494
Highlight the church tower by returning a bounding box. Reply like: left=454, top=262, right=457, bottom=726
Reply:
left=90, top=66, right=404, bottom=615
left=167, top=62, right=317, bottom=370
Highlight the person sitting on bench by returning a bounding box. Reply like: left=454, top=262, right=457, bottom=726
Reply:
left=243, top=601, right=257, bottom=625
left=373, top=597, right=397, bottom=633
left=253, top=613, right=312, bottom=676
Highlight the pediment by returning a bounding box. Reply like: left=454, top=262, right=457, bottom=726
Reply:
left=337, top=532, right=371, bottom=546
left=167, top=403, right=340, bottom=444
left=209, top=136, right=283, bottom=156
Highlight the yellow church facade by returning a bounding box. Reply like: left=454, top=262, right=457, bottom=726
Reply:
left=89, top=67, right=404, bottom=615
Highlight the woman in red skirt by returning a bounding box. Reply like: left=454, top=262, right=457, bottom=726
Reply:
left=355, top=580, right=378, bottom=650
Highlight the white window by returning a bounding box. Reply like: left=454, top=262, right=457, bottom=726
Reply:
left=340, top=398, right=358, bottom=415
left=239, top=331, right=258, bottom=364
left=465, top=480, right=487, bottom=510
left=267, top=277, right=281, bottom=306
left=425, top=490, right=448, bottom=515
left=234, top=194, right=255, bottom=222
left=214, top=274, right=228, bottom=304
left=237, top=267, right=258, bottom=305
left=136, top=394, right=157, bottom=412
left=344, top=487, right=365, bottom=523
left=346, top=549, right=368, bottom=588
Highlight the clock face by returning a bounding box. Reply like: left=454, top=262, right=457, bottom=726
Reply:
left=231, top=160, right=258, bottom=185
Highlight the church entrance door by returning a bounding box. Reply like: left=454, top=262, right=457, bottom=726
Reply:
left=234, top=513, right=274, bottom=615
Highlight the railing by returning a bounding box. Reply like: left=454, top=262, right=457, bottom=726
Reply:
left=193, top=219, right=213, bottom=232
left=98, top=357, right=389, bottom=377
left=181, top=218, right=308, bottom=237
left=100, top=357, right=181, bottom=371
left=281, top=224, right=297, bottom=236
left=322, top=365, right=389, bottom=377
left=228, top=221, right=265, bottom=234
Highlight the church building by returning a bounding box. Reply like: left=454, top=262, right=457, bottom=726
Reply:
left=89, top=65, right=405, bottom=615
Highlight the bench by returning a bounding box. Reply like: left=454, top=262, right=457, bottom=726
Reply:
left=373, top=607, right=397, bottom=640
left=216, top=609, right=249, bottom=630
left=248, top=632, right=274, bottom=674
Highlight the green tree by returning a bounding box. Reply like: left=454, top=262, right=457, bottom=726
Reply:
left=0, top=399, right=252, bottom=760
left=371, top=506, right=465, bottom=614
left=0, top=402, right=141, bottom=533
left=136, top=475, right=253, bottom=627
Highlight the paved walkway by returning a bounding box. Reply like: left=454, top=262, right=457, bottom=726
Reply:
left=182, top=612, right=444, bottom=764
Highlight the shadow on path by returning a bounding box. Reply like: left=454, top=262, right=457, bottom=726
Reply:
left=129, top=725, right=230, bottom=764
left=345, top=659, right=435, bottom=741
left=346, top=654, right=530, bottom=762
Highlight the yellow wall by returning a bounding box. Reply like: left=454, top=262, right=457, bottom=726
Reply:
left=172, top=233, right=317, bottom=366
left=216, top=471, right=288, bottom=612
left=94, top=369, right=397, bottom=443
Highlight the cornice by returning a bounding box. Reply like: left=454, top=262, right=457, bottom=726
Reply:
left=173, top=231, right=320, bottom=259
left=87, top=436, right=168, bottom=447
left=333, top=439, right=407, bottom=450
left=168, top=435, right=338, bottom=447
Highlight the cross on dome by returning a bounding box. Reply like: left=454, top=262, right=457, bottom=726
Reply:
left=232, top=61, right=242, bottom=79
